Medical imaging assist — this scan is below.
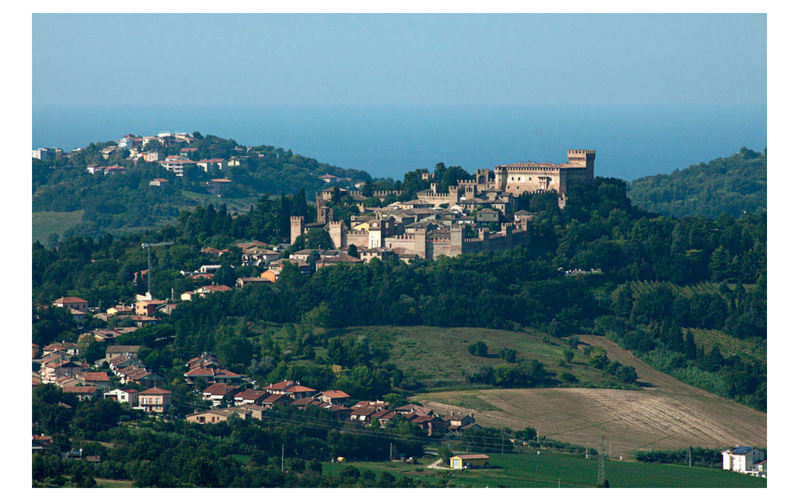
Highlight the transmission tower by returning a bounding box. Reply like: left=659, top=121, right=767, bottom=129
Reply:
left=141, top=241, right=173, bottom=298
left=597, top=435, right=606, bottom=485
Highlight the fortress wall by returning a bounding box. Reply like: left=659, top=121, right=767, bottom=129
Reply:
left=342, top=231, right=369, bottom=248
left=429, top=239, right=453, bottom=259
left=385, top=234, right=427, bottom=259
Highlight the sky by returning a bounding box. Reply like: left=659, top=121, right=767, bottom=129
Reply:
left=32, top=13, right=766, bottom=108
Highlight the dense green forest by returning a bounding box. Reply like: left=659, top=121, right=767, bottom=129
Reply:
left=627, top=147, right=766, bottom=219
left=32, top=132, right=370, bottom=241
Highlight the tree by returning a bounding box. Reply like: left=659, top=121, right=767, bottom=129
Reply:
left=587, top=346, right=609, bottom=370
left=562, top=349, right=575, bottom=363
left=468, top=341, right=488, bottom=357
left=437, top=446, right=454, bottom=462
left=214, top=265, right=236, bottom=287
left=616, top=365, right=638, bottom=384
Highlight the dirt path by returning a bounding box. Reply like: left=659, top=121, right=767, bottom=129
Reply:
left=416, top=336, right=766, bottom=458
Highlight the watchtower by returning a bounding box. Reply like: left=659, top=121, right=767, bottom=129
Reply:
left=290, top=216, right=305, bottom=246
left=567, top=149, right=596, bottom=180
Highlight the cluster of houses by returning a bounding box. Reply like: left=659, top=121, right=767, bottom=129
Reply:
left=184, top=372, right=480, bottom=437
left=35, top=342, right=172, bottom=413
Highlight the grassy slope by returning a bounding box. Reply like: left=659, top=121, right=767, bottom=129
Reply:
left=32, top=210, right=84, bottom=244
left=336, top=326, right=628, bottom=391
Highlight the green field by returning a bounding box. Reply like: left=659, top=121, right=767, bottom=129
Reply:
left=180, top=190, right=262, bottom=215
left=690, top=327, right=766, bottom=364
left=32, top=210, right=84, bottom=244
left=322, top=449, right=766, bottom=488
left=333, top=326, right=627, bottom=391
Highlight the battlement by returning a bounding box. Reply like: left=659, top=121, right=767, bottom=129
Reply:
left=391, top=234, right=419, bottom=241
left=345, top=230, right=368, bottom=235
left=417, top=190, right=451, bottom=198
left=568, top=149, right=596, bottom=155
left=290, top=216, right=304, bottom=221
left=373, top=190, right=403, bottom=197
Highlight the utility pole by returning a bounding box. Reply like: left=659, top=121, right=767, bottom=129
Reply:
left=282, top=444, right=285, bottom=472
left=141, top=241, right=173, bottom=298
left=597, top=435, right=606, bottom=485
left=689, top=447, right=692, bottom=467
left=390, top=442, right=393, bottom=461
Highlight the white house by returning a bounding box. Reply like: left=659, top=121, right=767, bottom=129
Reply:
left=104, top=388, right=139, bottom=406
left=721, top=446, right=766, bottom=477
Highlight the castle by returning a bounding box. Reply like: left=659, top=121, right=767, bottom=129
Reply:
left=295, top=150, right=595, bottom=261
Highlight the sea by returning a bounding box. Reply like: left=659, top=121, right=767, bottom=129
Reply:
left=32, top=104, right=766, bottom=182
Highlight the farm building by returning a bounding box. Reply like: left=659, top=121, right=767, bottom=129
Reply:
left=721, top=446, right=766, bottom=477
left=450, top=454, right=490, bottom=469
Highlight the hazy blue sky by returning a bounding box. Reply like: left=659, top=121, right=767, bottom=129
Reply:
left=33, top=13, right=766, bottom=108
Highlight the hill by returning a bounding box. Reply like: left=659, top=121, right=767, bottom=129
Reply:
left=627, top=147, right=766, bottom=218
left=32, top=132, right=371, bottom=241
left=416, top=335, right=766, bottom=457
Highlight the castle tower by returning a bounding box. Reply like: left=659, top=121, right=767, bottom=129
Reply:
left=450, top=225, right=464, bottom=256
left=567, top=149, right=596, bottom=181
left=329, top=220, right=343, bottom=248
left=494, top=166, right=508, bottom=191
left=290, top=216, right=305, bottom=245
left=448, top=185, right=459, bottom=206
left=475, top=169, right=492, bottom=189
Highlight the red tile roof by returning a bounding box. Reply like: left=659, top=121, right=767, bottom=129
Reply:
left=53, top=296, right=88, bottom=305
left=62, top=385, right=98, bottom=394
left=265, top=380, right=297, bottom=391
left=285, top=385, right=316, bottom=393
left=202, top=383, right=240, bottom=396
left=139, top=387, right=172, bottom=395
left=319, top=390, right=350, bottom=399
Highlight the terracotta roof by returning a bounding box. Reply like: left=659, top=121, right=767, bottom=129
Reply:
left=350, top=407, right=377, bottom=416
left=81, top=372, right=109, bottom=381
left=453, top=454, right=490, bottom=460
left=62, top=385, right=98, bottom=394
left=202, top=383, right=241, bottom=396
left=139, top=387, right=172, bottom=395
left=185, top=367, right=241, bottom=378
left=285, top=385, right=317, bottom=393
left=265, top=380, right=297, bottom=391
left=291, top=397, right=316, bottom=406
left=263, top=393, right=291, bottom=404
left=235, top=389, right=267, bottom=400
left=319, top=390, right=350, bottom=399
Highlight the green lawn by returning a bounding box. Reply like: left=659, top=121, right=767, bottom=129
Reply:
left=322, top=449, right=767, bottom=488
left=335, top=326, right=625, bottom=391
left=32, top=210, right=84, bottom=244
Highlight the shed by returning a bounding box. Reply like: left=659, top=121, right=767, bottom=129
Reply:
left=450, top=454, right=490, bottom=469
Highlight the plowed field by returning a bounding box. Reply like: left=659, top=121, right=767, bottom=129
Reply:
left=416, top=335, right=766, bottom=458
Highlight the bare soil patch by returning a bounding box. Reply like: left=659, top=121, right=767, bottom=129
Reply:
left=417, top=335, right=766, bottom=458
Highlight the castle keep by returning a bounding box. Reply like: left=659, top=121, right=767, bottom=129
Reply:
left=297, top=150, right=595, bottom=261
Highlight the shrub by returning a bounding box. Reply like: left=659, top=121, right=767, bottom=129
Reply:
left=468, top=341, right=489, bottom=357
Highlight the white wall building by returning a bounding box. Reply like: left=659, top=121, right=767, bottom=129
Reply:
left=721, top=446, right=766, bottom=477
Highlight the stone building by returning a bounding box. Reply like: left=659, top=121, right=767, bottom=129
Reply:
left=296, top=150, right=594, bottom=260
